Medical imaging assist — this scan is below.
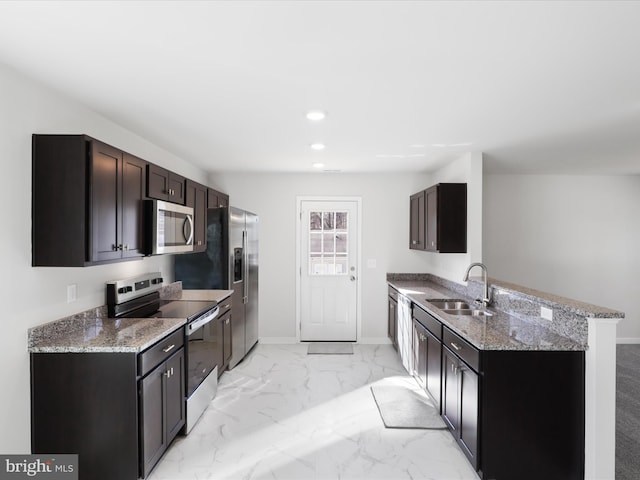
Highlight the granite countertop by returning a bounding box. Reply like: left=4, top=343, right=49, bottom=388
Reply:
left=388, top=279, right=586, bottom=352
left=28, top=288, right=233, bottom=354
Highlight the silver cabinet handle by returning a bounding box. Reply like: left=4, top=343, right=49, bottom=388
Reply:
left=162, top=344, right=175, bottom=353
left=450, top=342, right=461, bottom=351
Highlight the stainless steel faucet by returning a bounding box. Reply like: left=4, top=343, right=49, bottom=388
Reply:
left=463, top=262, right=492, bottom=307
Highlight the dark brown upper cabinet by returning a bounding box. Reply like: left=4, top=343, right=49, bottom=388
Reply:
left=409, top=190, right=425, bottom=249
left=185, top=179, right=208, bottom=252
left=409, top=183, right=467, bottom=253
left=32, top=135, right=147, bottom=266
left=207, top=187, right=229, bottom=208
left=147, top=164, right=186, bottom=204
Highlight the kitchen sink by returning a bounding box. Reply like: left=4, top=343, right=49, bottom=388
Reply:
left=442, top=309, right=493, bottom=317
left=428, top=300, right=472, bottom=310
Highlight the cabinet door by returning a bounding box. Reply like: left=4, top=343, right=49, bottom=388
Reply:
left=168, top=172, right=186, bottom=204
left=140, top=365, right=166, bottom=479
left=90, top=141, right=122, bottom=262
left=147, top=164, right=170, bottom=201
left=223, top=313, right=232, bottom=365
left=425, top=327, right=442, bottom=409
left=425, top=186, right=438, bottom=251
left=388, top=297, right=397, bottom=349
left=413, top=321, right=427, bottom=388
left=441, top=348, right=459, bottom=434
left=208, top=188, right=229, bottom=208
left=459, top=364, right=479, bottom=468
left=186, top=180, right=208, bottom=252
left=213, top=314, right=224, bottom=373
left=121, top=153, right=147, bottom=258
left=409, top=191, right=425, bottom=249
left=165, top=350, right=185, bottom=442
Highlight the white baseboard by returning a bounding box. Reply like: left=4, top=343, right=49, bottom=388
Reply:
left=258, top=337, right=298, bottom=344
left=357, top=337, right=392, bottom=345
left=616, top=337, right=640, bottom=344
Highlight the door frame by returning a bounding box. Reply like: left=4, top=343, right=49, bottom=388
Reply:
left=295, top=196, right=362, bottom=343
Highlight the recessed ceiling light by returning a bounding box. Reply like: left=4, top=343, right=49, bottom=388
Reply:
left=310, top=143, right=326, bottom=151
left=312, top=162, right=325, bottom=169
left=306, top=110, right=327, bottom=121
left=410, top=144, right=426, bottom=148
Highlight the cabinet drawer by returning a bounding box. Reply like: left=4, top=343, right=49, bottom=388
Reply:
left=388, top=286, right=398, bottom=301
left=413, top=305, right=442, bottom=340
left=139, top=328, right=185, bottom=377
left=443, top=327, right=479, bottom=372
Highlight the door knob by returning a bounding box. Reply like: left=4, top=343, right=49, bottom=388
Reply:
left=350, top=275, right=356, bottom=281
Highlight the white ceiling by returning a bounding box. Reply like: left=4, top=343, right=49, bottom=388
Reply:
left=1, top=1, right=639, bottom=175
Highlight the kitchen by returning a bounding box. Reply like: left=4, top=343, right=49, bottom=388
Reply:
left=1, top=2, right=639, bottom=480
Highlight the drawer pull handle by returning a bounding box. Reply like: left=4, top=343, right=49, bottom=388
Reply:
left=450, top=342, right=461, bottom=351
left=162, top=344, right=175, bottom=353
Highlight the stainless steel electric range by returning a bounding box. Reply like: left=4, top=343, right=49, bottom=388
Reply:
left=107, top=272, right=219, bottom=434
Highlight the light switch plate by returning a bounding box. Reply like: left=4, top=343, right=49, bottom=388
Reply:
left=67, top=284, right=77, bottom=303
left=366, top=259, right=377, bottom=269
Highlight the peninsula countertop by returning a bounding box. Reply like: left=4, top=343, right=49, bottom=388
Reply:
left=28, top=289, right=233, bottom=354
left=388, top=278, right=586, bottom=351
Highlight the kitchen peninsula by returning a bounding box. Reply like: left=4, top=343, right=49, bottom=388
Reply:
left=388, top=272, right=623, bottom=480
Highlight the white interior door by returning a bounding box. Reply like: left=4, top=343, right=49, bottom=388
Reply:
left=299, top=200, right=358, bottom=341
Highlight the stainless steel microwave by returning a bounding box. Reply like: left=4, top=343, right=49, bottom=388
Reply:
left=145, top=200, right=194, bottom=255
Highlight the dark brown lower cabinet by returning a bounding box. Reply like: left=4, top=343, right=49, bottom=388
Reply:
left=442, top=345, right=479, bottom=468
left=216, top=310, right=233, bottom=377
left=388, top=287, right=398, bottom=350
left=31, top=330, right=186, bottom=480
left=31, top=353, right=139, bottom=480
left=413, top=319, right=443, bottom=409
left=439, top=325, right=585, bottom=480
left=140, top=349, right=185, bottom=478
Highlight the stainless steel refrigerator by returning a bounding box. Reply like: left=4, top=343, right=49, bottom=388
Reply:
left=175, top=206, right=259, bottom=368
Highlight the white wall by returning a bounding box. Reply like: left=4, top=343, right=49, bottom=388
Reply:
left=483, top=174, right=640, bottom=341
left=0, top=62, right=208, bottom=453
left=211, top=156, right=482, bottom=342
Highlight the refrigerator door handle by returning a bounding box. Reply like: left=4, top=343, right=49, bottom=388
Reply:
left=243, top=230, right=248, bottom=304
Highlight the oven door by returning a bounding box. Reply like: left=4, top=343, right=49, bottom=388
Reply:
left=185, top=307, right=219, bottom=397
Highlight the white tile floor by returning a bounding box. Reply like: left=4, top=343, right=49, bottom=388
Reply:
left=149, top=344, right=479, bottom=480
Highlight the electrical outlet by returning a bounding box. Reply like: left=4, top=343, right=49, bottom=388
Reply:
left=67, top=284, right=77, bottom=303
left=540, top=306, right=553, bottom=321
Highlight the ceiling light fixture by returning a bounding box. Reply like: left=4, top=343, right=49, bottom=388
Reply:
left=306, top=110, right=327, bottom=121
left=312, top=162, right=325, bottom=169
left=310, top=143, right=326, bottom=151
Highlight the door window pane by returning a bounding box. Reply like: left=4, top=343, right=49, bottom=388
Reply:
left=310, top=212, right=322, bottom=230
left=309, top=210, right=349, bottom=276
left=323, top=212, right=334, bottom=230
left=336, top=212, right=348, bottom=231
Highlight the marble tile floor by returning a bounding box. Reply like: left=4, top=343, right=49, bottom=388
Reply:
left=149, top=344, right=479, bottom=480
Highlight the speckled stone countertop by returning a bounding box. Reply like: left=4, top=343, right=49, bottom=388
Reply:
left=28, top=283, right=233, bottom=354
left=387, top=273, right=625, bottom=352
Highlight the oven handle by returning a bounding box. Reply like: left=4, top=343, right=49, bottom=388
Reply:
left=186, top=306, right=219, bottom=335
